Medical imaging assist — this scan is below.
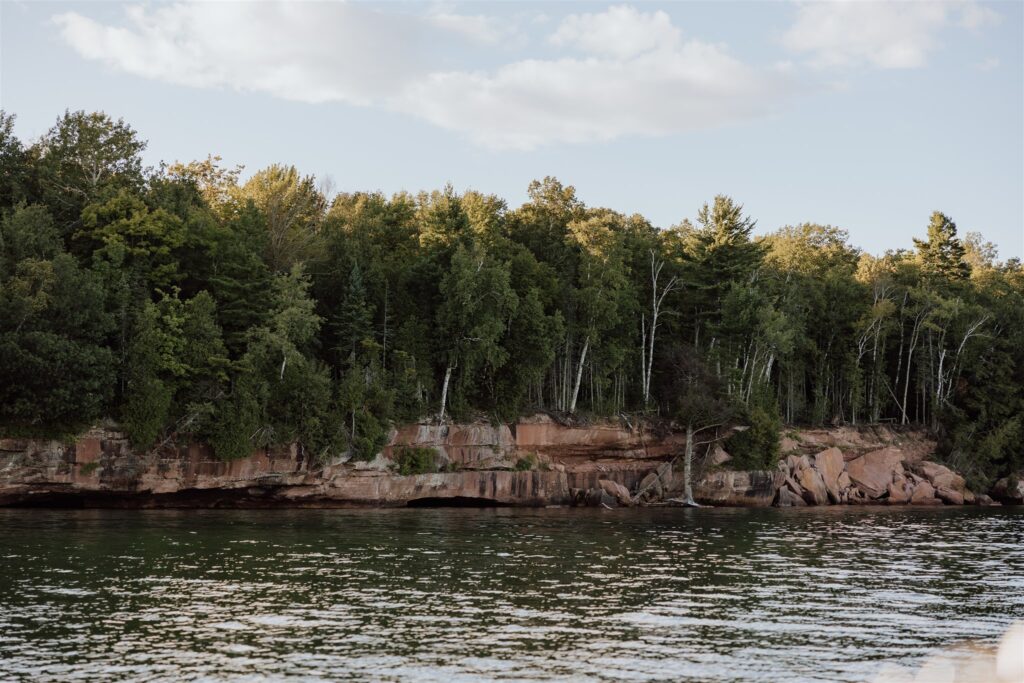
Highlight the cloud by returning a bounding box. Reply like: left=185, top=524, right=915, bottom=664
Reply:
left=54, top=2, right=435, bottom=105
left=783, top=0, right=1001, bottom=69
left=401, top=43, right=796, bottom=150
left=405, top=6, right=801, bottom=149
left=426, top=10, right=510, bottom=45
left=549, top=4, right=680, bottom=59
left=53, top=2, right=801, bottom=150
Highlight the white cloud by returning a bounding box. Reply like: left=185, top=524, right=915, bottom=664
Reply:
left=426, top=10, right=509, bottom=45
left=404, top=6, right=800, bottom=149
left=783, top=1, right=1001, bottom=69
left=54, top=2, right=430, bottom=105
left=549, top=5, right=680, bottom=59
left=401, top=44, right=795, bottom=150
left=53, top=2, right=801, bottom=150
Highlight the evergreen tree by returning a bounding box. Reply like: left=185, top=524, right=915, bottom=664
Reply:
left=914, top=211, right=970, bottom=281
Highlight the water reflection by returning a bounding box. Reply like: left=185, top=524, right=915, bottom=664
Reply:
left=0, top=507, right=1022, bottom=682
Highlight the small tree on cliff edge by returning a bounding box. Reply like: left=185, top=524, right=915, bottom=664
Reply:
left=665, top=344, right=736, bottom=505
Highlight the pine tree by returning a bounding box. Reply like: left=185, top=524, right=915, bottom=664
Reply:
left=913, top=211, right=970, bottom=280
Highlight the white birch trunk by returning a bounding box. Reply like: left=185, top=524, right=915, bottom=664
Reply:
left=569, top=336, right=590, bottom=413
left=439, top=365, right=452, bottom=421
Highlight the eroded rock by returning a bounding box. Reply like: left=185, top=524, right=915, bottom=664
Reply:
left=915, top=461, right=967, bottom=494
left=776, top=487, right=806, bottom=507
left=992, top=474, right=1024, bottom=504
left=910, top=480, right=941, bottom=505
left=813, top=447, right=845, bottom=502
left=598, top=479, right=633, bottom=506
left=847, top=447, right=905, bottom=499
left=797, top=467, right=829, bottom=505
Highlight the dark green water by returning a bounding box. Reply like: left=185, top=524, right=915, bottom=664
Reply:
left=0, top=506, right=1022, bottom=682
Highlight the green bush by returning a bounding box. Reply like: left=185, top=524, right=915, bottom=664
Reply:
left=393, top=446, right=438, bottom=475
left=514, top=452, right=538, bottom=471
left=725, top=404, right=781, bottom=470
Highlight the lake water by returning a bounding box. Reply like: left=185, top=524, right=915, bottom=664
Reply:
left=0, top=506, right=1022, bottom=682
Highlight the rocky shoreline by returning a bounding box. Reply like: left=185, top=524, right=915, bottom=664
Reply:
left=1, top=416, right=1021, bottom=508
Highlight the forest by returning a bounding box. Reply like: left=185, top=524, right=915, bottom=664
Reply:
left=1, top=110, right=1021, bottom=487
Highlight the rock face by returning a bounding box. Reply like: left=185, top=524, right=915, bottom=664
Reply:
left=769, top=438, right=981, bottom=508
left=692, top=469, right=780, bottom=507
left=598, top=479, right=633, bottom=506
left=846, top=448, right=905, bottom=499
left=992, top=474, right=1024, bottom=505
left=797, top=467, right=829, bottom=506
left=0, top=422, right=985, bottom=509
left=0, top=419, right=669, bottom=508
left=813, top=447, right=845, bottom=502
left=914, top=461, right=967, bottom=494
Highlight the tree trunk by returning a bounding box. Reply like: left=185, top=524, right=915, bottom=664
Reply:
left=439, top=365, right=452, bottom=421
left=683, top=423, right=695, bottom=505
left=569, top=336, right=590, bottom=413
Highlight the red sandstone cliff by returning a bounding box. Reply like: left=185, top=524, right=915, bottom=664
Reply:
left=0, top=416, right=1010, bottom=508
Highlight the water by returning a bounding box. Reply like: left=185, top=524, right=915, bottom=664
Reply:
left=0, top=507, right=1022, bottom=682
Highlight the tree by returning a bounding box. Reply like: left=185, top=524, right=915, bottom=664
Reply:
left=564, top=209, right=632, bottom=413
left=914, top=211, right=970, bottom=281
left=79, top=190, right=187, bottom=290
left=232, top=165, right=326, bottom=271
left=684, top=195, right=765, bottom=348
left=32, top=110, right=146, bottom=239
left=0, top=112, right=32, bottom=208
left=329, top=261, right=374, bottom=368
left=641, top=250, right=680, bottom=406
left=122, top=302, right=173, bottom=447
left=436, top=242, right=518, bottom=420
left=0, top=204, right=115, bottom=432
left=663, top=344, right=737, bottom=506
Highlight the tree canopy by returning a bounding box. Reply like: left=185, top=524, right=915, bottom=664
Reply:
left=1, top=109, right=1021, bottom=487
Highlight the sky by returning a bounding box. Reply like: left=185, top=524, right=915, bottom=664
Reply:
left=1, top=0, right=1022, bottom=258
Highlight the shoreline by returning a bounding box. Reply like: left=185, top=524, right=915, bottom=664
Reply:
left=3, top=417, right=1021, bottom=510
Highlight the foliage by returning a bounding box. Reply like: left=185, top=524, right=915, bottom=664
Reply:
left=725, top=403, right=783, bottom=470
left=394, top=446, right=439, bottom=476
left=514, top=452, right=539, bottom=471
left=1, top=108, right=1022, bottom=485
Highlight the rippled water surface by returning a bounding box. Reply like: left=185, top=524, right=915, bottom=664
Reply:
left=1, top=507, right=1022, bottom=682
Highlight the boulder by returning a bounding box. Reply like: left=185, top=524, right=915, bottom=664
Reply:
left=847, top=447, right=905, bottom=499
left=813, top=447, right=845, bottom=502
left=598, top=479, right=633, bottom=506
left=936, top=487, right=965, bottom=505
left=797, top=467, right=829, bottom=505
left=776, top=487, right=806, bottom=507
left=887, top=477, right=911, bottom=504
left=578, top=488, right=616, bottom=507
left=976, top=494, right=1001, bottom=507
left=708, top=446, right=732, bottom=467
left=636, top=471, right=663, bottom=502
left=786, top=454, right=810, bottom=472
left=915, top=461, right=967, bottom=493
left=910, top=480, right=941, bottom=505
left=992, top=474, right=1024, bottom=504
left=837, top=471, right=851, bottom=491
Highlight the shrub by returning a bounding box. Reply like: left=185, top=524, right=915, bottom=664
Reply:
left=725, top=404, right=781, bottom=470
left=514, top=452, right=539, bottom=471
left=394, top=446, right=438, bottom=475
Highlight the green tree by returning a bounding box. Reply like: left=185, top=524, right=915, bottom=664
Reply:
left=32, top=110, right=146, bottom=240
left=914, top=211, right=970, bottom=281
left=437, top=242, right=518, bottom=420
